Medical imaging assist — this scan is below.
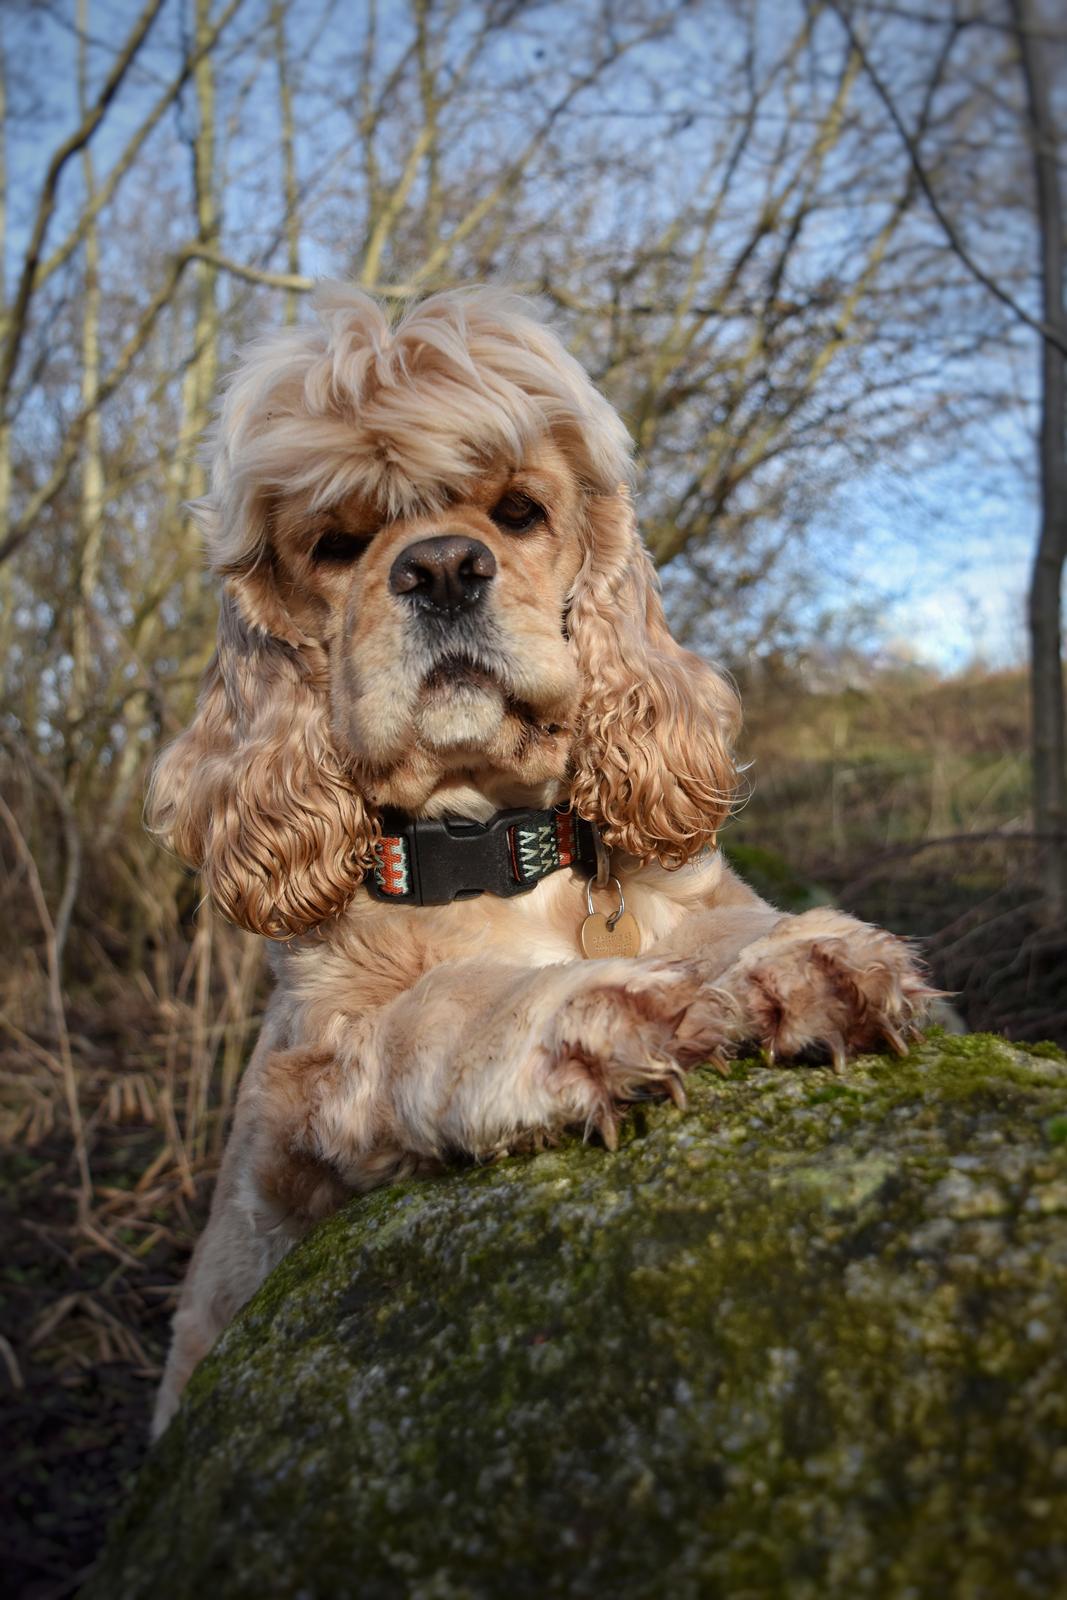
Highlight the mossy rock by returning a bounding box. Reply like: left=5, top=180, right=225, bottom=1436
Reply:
left=88, top=1034, right=1067, bottom=1600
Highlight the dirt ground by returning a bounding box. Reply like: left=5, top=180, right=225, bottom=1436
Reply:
left=2, top=1122, right=211, bottom=1598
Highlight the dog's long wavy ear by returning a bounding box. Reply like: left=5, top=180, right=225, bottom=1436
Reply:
left=147, top=570, right=376, bottom=939
left=568, top=488, right=740, bottom=867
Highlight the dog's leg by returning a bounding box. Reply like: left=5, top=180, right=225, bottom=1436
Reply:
left=260, top=954, right=740, bottom=1184
left=153, top=953, right=738, bottom=1433
left=150, top=1113, right=299, bottom=1439
left=150, top=1016, right=322, bottom=1440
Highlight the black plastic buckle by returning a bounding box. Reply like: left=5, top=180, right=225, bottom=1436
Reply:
left=370, top=809, right=552, bottom=906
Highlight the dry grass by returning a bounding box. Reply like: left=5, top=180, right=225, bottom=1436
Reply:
left=1, top=885, right=264, bottom=1598
left=731, top=666, right=1066, bottom=1041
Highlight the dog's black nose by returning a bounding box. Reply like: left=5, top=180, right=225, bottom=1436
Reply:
left=389, top=536, right=497, bottom=614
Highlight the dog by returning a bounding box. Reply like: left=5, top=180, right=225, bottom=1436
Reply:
left=148, top=284, right=932, bottom=1436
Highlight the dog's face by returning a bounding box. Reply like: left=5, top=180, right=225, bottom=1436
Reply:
left=266, top=436, right=586, bottom=814
left=149, top=286, right=739, bottom=938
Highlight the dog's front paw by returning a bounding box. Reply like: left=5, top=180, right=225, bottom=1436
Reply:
left=543, top=958, right=737, bottom=1147
left=716, top=908, right=937, bottom=1070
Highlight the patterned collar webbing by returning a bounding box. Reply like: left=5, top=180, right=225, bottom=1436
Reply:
left=367, top=806, right=598, bottom=907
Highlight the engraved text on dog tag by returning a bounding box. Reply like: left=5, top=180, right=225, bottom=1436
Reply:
left=580, top=909, right=642, bottom=959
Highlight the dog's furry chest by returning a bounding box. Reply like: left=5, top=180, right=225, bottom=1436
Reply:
left=271, top=852, right=726, bottom=1046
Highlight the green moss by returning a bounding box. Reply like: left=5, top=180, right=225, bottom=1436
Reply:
left=87, top=1037, right=1067, bottom=1600
left=805, top=1083, right=863, bottom=1105
left=721, top=842, right=824, bottom=912
left=1025, top=1040, right=1067, bottom=1062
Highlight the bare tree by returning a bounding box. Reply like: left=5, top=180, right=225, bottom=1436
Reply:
left=822, top=0, right=1066, bottom=916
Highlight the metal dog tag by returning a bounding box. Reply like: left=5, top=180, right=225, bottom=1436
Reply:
left=580, top=875, right=642, bottom=958
left=580, top=908, right=642, bottom=959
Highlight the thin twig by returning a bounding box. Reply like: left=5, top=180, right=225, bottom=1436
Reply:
left=837, top=828, right=1064, bottom=904
left=0, top=796, right=91, bottom=1214
left=1, top=736, right=82, bottom=972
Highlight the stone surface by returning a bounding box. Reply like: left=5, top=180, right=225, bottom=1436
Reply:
left=87, top=1034, right=1067, bottom=1599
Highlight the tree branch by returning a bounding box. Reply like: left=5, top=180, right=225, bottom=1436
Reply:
left=184, top=244, right=417, bottom=296
left=0, top=248, right=193, bottom=566
left=824, top=0, right=1067, bottom=356
left=32, top=0, right=248, bottom=294
left=0, top=0, right=167, bottom=409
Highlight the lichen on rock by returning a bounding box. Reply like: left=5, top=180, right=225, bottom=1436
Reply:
left=87, top=1034, right=1067, bottom=1599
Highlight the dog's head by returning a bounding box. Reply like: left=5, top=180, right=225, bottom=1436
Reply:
left=148, top=285, right=739, bottom=937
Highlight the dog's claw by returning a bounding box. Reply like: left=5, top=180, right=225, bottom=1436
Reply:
left=760, top=1042, right=777, bottom=1068
left=599, top=1115, right=619, bottom=1153
left=883, top=1021, right=909, bottom=1058
left=827, top=1031, right=847, bottom=1076
left=665, top=1072, right=687, bottom=1110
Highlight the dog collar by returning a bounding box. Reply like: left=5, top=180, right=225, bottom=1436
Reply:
left=368, top=805, right=597, bottom=906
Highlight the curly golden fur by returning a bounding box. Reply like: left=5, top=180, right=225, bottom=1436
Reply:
left=150, top=285, right=933, bottom=1437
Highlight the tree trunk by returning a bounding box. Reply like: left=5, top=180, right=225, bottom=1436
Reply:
left=1013, top=0, right=1067, bottom=921
left=272, top=0, right=300, bottom=327
left=0, top=31, right=12, bottom=664
left=70, top=0, right=105, bottom=752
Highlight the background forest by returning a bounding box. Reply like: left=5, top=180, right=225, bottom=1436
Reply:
left=1, top=0, right=1064, bottom=1593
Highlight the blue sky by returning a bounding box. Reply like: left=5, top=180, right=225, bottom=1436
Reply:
left=818, top=442, right=1033, bottom=671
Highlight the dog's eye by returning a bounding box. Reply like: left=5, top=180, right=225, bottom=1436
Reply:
left=311, top=530, right=371, bottom=565
left=490, top=492, right=545, bottom=533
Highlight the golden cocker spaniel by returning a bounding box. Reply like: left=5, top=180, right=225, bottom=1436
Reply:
left=148, top=285, right=931, bottom=1436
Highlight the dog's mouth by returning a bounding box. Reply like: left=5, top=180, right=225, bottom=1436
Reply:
left=415, top=651, right=507, bottom=754
left=423, top=653, right=498, bottom=695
